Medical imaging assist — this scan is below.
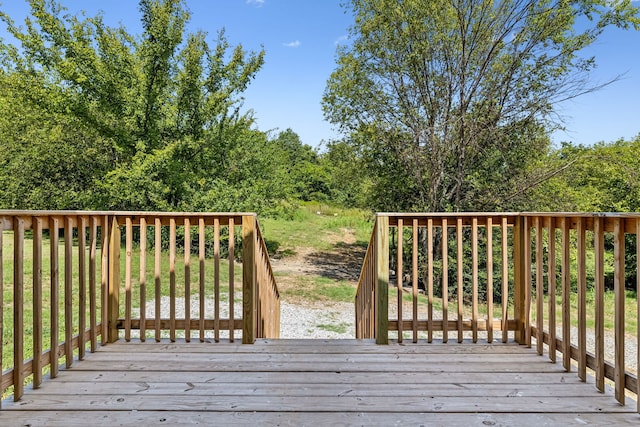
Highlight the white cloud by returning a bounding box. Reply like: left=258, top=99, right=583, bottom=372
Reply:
left=246, top=0, right=265, bottom=7
left=283, top=40, right=301, bottom=48
left=334, top=35, right=348, bottom=46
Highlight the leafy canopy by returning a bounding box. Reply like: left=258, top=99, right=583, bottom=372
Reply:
left=0, top=0, right=276, bottom=211
left=323, top=0, right=640, bottom=212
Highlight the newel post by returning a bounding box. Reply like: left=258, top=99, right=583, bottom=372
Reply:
left=513, top=215, right=527, bottom=344
left=108, top=216, right=121, bottom=343
left=375, top=215, right=389, bottom=345
left=242, top=215, right=257, bottom=344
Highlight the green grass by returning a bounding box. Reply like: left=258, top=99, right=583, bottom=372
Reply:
left=275, top=272, right=356, bottom=303
left=260, top=203, right=373, bottom=255
left=317, top=322, right=350, bottom=334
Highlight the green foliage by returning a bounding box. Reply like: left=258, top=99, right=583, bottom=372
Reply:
left=323, top=0, right=640, bottom=212
left=0, top=0, right=294, bottom=214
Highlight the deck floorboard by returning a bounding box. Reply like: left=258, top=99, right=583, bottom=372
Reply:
left=1, top=339, right=638, bottom=426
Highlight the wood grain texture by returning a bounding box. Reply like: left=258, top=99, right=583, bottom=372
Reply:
left=2, top=340, right=637, bottom=424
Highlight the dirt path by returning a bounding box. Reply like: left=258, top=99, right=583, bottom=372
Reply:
left=268, top=227, right=366, bottom=337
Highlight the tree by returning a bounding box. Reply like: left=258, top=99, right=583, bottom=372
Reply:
left=272, top=129, right=331, bottom=202
left=0, top=68, right=114, bottom=209
left=539, top=135, right=640, bottom=212
left=0, top=0, right=266, bottom=211
left=323, top=0, right=640, bottom=212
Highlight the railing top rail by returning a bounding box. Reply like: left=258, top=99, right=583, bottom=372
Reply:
left=0, top=210, right=256, bottom=217
left=521, top=212, right=640, bottom=218
left=0, top=211, right=257, bottom=230
left=377, top=212, right=640, bottom=218
left=377, top=212, right=521, bottom=218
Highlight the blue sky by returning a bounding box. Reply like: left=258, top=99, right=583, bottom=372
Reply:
left=1, top=0, right=639, bottom=149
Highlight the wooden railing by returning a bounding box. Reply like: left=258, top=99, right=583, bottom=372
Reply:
left=356, top=212, right=639, bottom=410
left=0, top=211, right=280, bottom=404
left=524, top=214, right=639, bottom=410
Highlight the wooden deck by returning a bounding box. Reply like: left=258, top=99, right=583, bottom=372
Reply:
left=1, top=339, right=638, bottom=426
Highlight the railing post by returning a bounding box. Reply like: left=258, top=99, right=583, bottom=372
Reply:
left=242, top=215, right=257, bottom=344
left=108, top=217, right=120, bottom=343
left=513, top=215, right=527, bottom=344
left=376, top=215, right=389, bottom=345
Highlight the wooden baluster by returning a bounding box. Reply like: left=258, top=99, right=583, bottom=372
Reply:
left=214, top=218, right=220, bottom=342
left=139, top=218, right=147, bottom=342
left=427, top=218, right=433, bottom=343
left=486, top=217, right=493, bottom=344
left=78, top=216, right=86, bottom=359
left=412, top=219, right=418, bottom=343
left=637, top=218, right=640, bottom=413
left=457, top=218, right=463, bottom=343
left=376, top=215, right=389, bottom=345
left=33, top=217, right=43, bottom=387
left=100, top=216, right=109, bottom=346
left=442, top=219, right=448, bottom=343
left=242, top=215, right=257, bottom=344
left=229, top=218, right=235, bottom=342
left=199, top=218, right=206, bottom=342
left=524, top=216, right=532, bottom=348
left=594, top=216, right=604, bottom=391
left=577, top=217, right=586, bottom=381
left=108, top=217, right=120, bottom=344
left=184, top=218, right=191, bottom=342
left=51, top=217, right=60, bottom=375
left=397, top=219, right=403, bottom=343
left=536, top=217, right=543, bottom=356
left=89, top=217, right=98, bottom=352
left=125, top=217, right=132, bottom=342
left=561, top=217, right=571, bottom=372
left=501, top=217, right=508, bottom=343
left=0, top=218, right=3, bottom=408
left=155, top=218, right=161, bottom=342
left=170, top=218, right=176, bottom=342
left=89, top=216, right=98, bottom=353
left=13, top=217, right=25, bottom=401
left=472, top=217, right=478, bottom=343
left=613, top=218, right=625, bottom=404
left=64, top=217, right=73, bottom=367
left=548, top=217, right=557, bottom=363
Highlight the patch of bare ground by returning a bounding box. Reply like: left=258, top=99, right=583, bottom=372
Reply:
left=269, top=227, right=365, bottom=337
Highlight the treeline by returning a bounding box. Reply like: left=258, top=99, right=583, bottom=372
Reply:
left=1, top=0, right=639, bottom=218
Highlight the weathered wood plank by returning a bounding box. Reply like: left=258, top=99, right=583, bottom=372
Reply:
left=44, top=368, right=589, bottom=385
left=52, top=360, right=580, bottom=373
left=93, top=340, right=545, bottom=354
left=2, top=339, right=636, bottom=423
left=17, top=381, right=615, bottom=398
left=5, top=394, right=634, bottom=413
left=71, top=351, right=550, bottom=365
left=2, top=411, right=638, bottom=427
